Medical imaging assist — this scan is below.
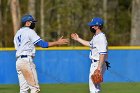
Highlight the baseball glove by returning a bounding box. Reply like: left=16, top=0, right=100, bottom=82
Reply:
left=91, top=69, right=103, bottom=84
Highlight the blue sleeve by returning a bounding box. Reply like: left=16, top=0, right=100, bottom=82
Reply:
left=35, top=40, right=49, bottom=48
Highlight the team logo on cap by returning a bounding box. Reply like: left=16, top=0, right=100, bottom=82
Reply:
left=96, top=22, right=99, bottom=25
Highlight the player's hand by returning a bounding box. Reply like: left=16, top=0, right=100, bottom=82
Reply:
left=71, top=33, right=79, bottom=41
left=57, top=36, right=69, bottom=45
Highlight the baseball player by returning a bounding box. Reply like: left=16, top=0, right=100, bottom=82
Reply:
left=71, top=17, right=108, bottom=93
left=14, top=14, right=69, bottom=93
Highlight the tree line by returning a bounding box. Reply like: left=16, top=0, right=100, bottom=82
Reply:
left=0, top=0, right=139, bottom=47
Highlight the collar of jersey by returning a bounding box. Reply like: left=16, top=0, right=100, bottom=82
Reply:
left=21, top=27, right=29, bottom=29
left=94, top=32, right=103, bottom=36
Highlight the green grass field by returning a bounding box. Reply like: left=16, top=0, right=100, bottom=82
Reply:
left=0, top=83, right=140, bottom=93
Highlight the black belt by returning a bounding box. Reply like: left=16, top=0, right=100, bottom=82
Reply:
left=17, top=55, right=27, bottom=59
left=20, top=55, right=28, bottom=58
left=93, top=59, right=99, bottom=62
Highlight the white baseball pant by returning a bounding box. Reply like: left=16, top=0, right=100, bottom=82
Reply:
left=16, top=56, right=40, bottom=93
left=89, top=60, right=106, bottom=93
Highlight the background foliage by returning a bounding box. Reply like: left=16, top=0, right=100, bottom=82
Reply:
left=0, top=0, right=132, bottom=47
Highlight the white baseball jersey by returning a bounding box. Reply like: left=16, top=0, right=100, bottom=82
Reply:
left=89, top=32, right=108, bottom=60
left=14, top=27, right=41, bottom=57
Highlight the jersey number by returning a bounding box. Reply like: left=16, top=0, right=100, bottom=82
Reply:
left=17, top=35, right=21, bottom=46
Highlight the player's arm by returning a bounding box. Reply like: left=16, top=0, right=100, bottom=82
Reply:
left=97, top=54, right=107, bottom=71
left=35, top=36, right=69, bottom=48
left=35, top=40, right=48, bottom=48
left=97, top=36, right=108, bottom=71
left=48, top=36, right=69, bottom=47
left=71, top=33, right=90, bottom=46
left=29, top=29, right=68, bottom=48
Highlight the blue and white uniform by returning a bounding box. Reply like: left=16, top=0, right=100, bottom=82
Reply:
left=14, top=14, right=50, bottom=93
left=89, top=32, right=108, bottom=93
left=14, top=27, right=48, bottom=93
left=14, top=27, right=41, bottom=57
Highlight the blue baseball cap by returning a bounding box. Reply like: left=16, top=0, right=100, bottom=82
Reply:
left=21, top=14, right=37, bottom=23
left=87, top=17, right=104, bottom=26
